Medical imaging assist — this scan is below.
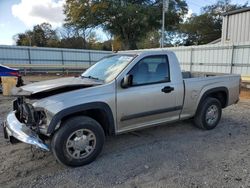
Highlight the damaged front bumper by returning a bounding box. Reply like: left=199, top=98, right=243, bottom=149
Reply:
left=2, top=111, right=50, bottom=151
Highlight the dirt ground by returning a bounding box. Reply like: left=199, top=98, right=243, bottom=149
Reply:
left=241, top=88, right=250, bottom=99
left=0, top=76, right=250, bottom=188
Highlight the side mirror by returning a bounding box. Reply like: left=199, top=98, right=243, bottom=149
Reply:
left=121, top=74, right=132, bottom=88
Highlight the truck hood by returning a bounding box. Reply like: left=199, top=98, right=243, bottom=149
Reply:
left=11, top=77, right=103, bottom=98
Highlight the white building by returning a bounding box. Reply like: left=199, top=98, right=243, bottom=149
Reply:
left=221, top=7, right=250, bottom=44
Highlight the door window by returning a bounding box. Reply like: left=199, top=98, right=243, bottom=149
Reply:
left=129, top=55, right=170, bottom=86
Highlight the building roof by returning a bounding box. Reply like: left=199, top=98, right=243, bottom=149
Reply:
left=222, top=7, right=250, bottom=16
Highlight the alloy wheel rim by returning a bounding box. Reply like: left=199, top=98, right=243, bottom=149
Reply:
left=205, top=105, right=219, bottom=126
left=66, top=129, right=96, bottom=159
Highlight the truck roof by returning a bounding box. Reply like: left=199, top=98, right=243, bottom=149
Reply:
left=117, top=49, right=173, bottom=56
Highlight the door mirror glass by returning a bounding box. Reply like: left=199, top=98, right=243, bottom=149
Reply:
left=121, top=74, right=132, bottom=88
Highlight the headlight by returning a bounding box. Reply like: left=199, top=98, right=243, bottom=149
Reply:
left=43, top=109, right=54, bottom=126
left=34, top=108, right=54, bottom=135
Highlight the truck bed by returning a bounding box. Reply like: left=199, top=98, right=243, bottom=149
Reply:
left=180, top=72, right=240, bottom=120
left=182, top=71, right=232, bottom=79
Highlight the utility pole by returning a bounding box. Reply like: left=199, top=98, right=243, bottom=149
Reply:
left=161, top=0, right=169, bottom=48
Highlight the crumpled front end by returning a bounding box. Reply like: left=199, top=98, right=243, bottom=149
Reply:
left=3, top=111, right=49, bottom=151
left=2, top=97, right=51, bottom=151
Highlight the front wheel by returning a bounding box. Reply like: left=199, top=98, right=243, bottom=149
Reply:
left=194, top=97, right=222, bottom=130
left=51, top=116, right=105, bottom=167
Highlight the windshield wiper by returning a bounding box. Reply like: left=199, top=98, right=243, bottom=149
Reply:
left=81, top=75, right=102, bottom=81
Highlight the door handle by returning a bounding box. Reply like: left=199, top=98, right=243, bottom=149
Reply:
left=161, top=86, right=174, bottom=93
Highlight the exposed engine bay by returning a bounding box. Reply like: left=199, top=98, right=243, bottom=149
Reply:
left=13, top=97, right=46, bottom=135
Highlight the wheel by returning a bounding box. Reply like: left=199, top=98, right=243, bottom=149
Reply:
left=194, top=97, right=222, bottom=130
left=51, top=116, right=105, bottom=167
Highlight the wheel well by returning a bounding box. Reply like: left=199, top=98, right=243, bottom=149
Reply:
left=60, top=109, right=112, bottom=136
left=204, top=91, right=228, bottom=108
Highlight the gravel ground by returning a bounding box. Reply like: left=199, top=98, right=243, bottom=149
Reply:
left=0, top=95, right=250, bottom=188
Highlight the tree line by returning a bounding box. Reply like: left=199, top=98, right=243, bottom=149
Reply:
left=14, top=0, right=248, bottom=50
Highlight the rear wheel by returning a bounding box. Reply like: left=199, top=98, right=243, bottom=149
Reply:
left=51, top=116, right=105, bottom=167
left=194, top=97, right=222, bottom=130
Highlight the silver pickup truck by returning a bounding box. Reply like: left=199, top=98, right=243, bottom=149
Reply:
left=2, top=50, right=240, bottom=167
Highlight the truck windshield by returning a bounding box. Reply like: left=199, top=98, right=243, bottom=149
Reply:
left=81, top=55, right=135, bottom=83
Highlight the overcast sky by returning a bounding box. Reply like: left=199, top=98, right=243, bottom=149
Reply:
left=0, top=0, right=249, bottom=45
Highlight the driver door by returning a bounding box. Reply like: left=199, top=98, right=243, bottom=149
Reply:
left=116, top=55, right=183, bottom=133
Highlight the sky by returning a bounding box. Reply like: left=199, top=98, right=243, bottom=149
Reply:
left=0, top=0, right=249, bottom=45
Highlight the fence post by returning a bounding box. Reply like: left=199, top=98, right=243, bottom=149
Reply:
left=27, top=48, right=31, bottom=75
left=88, top=51, right=92, bottom=67
left=190, top=48, right=193, bottom=72
left=61, top=50, right=64, bottom=74
left=230, top=45, right=235, bottom=74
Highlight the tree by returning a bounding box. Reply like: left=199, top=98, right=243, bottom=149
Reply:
left=180, top=13, right=221, bottom=45
left=181, top=0, right=248, bottom=45
left=14, top=23, right=60, bottom=47
left=57, top=25, right=112, bottom=50
left=137, top=30, right=161, bottom=49
left=202, top=0, right=248, bottom=16
left=60, top=36, right=86, bottom=48
left=64, top=0, right=96, bottom=49
left=58, top=25, right=86, bottom=48
left=32, top=24, right=47, bottom=46
left=13, top=33, right=31, bottom=46
left=64, top=0, right=188, bottom=50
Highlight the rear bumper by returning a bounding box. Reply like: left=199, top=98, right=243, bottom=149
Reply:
left=2, top=111, right=49, bottom=151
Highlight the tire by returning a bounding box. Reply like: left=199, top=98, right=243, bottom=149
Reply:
left=51, top=116, right=105, bottom=167
left=194, top=97, right=222, bottom=130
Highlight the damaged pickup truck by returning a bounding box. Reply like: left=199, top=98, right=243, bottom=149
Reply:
left=2, top=50, right=241, bottom=167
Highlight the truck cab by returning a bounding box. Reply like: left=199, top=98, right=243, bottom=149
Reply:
left=116, top=51, right=184, bottom=132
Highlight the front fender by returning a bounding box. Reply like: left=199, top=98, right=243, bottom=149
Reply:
left=47, top=102, right=115, bottom=135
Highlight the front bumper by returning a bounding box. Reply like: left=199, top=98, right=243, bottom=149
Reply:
left=2, top=111, right=49, bottom=151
